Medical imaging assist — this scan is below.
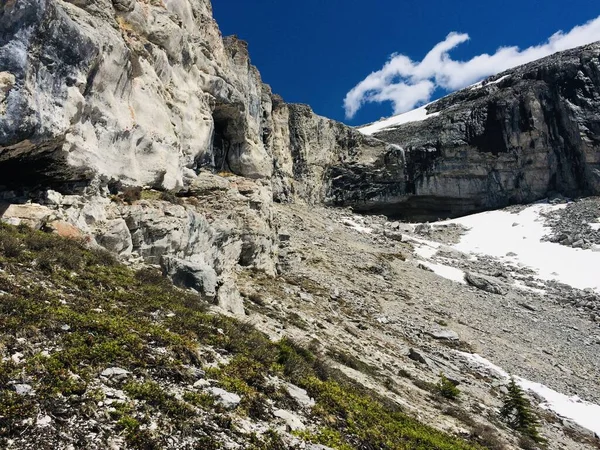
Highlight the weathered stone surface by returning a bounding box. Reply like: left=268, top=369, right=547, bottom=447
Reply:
left=100, top=367, right=130, bottom=382
left=162, top=255, right=218, bottom=299
left=1, top=204, right=53, bottom=228
left=465, top=272, right=509, bottom=295
left=273, top=409, right=305, bottom=431
left=205, top=387, right=241, bottom=409
left=0, top=0, right=272, bottom=191
left=44, top=220, right=83, bottom=239
left=428, top=328, right=460, bottom=341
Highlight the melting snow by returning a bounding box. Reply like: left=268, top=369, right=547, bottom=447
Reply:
left=403, top=235, right=441, bottom=259
left=444, top=203, right=600, bottom=292
left=459, top=352, right=600, bottom=437
left=418, top=261, right=466, bottom=284
left=358, top=104, right=441, bottom=136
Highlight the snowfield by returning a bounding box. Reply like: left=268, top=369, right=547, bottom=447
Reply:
left=445, top=203, right=600, bottom=292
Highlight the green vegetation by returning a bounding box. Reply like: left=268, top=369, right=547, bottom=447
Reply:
left=0, top=222, right=483, bottom=449
left=500, top=378, right=544, bottom=444
left=436, top=373, right=461, bottom=400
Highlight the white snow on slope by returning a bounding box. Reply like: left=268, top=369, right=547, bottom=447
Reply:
left=403, top=235, right=441, bottom=259
left=460, top=352, right=600, bottom=437
left=444, top=203, right=600, bottom=292
left=418, top=261, right=466, bottom=284
left=358, top=104, right=440, bottom=136
left=469, top=75, right=511, bottom=91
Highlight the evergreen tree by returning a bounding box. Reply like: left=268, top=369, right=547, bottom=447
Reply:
left=436, top=373, right=460, bottom=400
left=500, top=378, right=543, bottom=443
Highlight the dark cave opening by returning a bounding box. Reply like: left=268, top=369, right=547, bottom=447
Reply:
left=212, top=115, right=231, bottom=173
left=209, top=103, right=245, bottom=174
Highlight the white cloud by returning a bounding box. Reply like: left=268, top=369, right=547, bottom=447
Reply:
left=344, top=16, right=600, bottom=119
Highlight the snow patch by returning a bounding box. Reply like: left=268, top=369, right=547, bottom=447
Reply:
left=444, top=203, right=600, bottom=292
left=419, top=261, right=466, bottom=284
left=459, top=352, right=600, bottom=437
left=403, top=235, right=441, bottom=259
left=589, top=220, right=600, bottom=231
left=470, top=75, right=511, bottom=90
left=358, top=104, right=440, bottom=136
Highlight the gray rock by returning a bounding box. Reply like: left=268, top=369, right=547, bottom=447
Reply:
left=14, top=384, right=34, bottom=396
left=383, top=230, right=404, bottom=242
left=465, top=272, right=509, bottom=295
left=95, top=219, right=133, bottom=255
left=428, top=329, right=460, bottom=341
left=285, top=382, right=315, bottom=408
left=273, top=409, right=305, bottom=431
left=1, top=204, right=52, bottom=229
left=162, top=256, right=218, bottom=299
left=408, top=348, right=430, bottom=365
left=206, top=387, right=241, bottom=409
left=100, top=367, right=130, bottom=382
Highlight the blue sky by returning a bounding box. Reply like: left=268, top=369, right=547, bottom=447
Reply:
left=213, top=0, right=600, bottom=126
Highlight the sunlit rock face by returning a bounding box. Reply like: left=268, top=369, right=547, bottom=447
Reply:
left=333, top=44, right=600, bottom=220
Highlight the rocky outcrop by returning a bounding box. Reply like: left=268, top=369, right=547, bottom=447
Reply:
left=330, top=43, right=600, bottom=220
left=0, top=0, right=272, bottom=191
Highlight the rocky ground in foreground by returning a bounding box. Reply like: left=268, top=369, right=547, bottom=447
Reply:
left=240, top=199, right=600, bottom=449
left=0, top=222, right=487, bottom=450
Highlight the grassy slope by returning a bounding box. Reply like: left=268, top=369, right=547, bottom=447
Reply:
left=0, top=223, right=483, bottom=449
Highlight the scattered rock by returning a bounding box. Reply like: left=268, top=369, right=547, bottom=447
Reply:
left=285, top=382, right=315, bottom=408
left=45, top=220, right=83, bottom=239
left=14, top=384, right=34, bottom=396
left=1, top=204, right=53, bottom=229
left=428, top=329, right=459, bottom=341
left=273, top=409, right=305, bottom=431
left=408, top=348, right=429, bottom=364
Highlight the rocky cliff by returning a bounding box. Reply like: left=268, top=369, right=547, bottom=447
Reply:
left=332, top=44, right=600, bottom=220
left=0, top=0, right=394, bottom=312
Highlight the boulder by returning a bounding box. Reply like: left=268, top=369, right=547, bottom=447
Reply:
left=1, top=204, right=52, bottom=229
left=206, top=387, right=241, bottom=409
left=162, top=256, right=218, bottom=299
left=428, top=329, right=460, bottom=341
left=465, top=272, right=509, bottom=295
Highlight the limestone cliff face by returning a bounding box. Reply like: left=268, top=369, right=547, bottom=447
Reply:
left=0, top=0, right=387, bottom=199
left=329, top=43, right=600, bottom=220
left=0, top=0, right=274, bottom=190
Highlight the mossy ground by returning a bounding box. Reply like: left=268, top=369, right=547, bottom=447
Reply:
left=0, top=223, right=483, bottom=449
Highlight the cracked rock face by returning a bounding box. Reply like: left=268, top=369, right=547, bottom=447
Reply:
left=328, top=43, right=600, bottom=220
left=0, top=0, right=273, bottom=190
